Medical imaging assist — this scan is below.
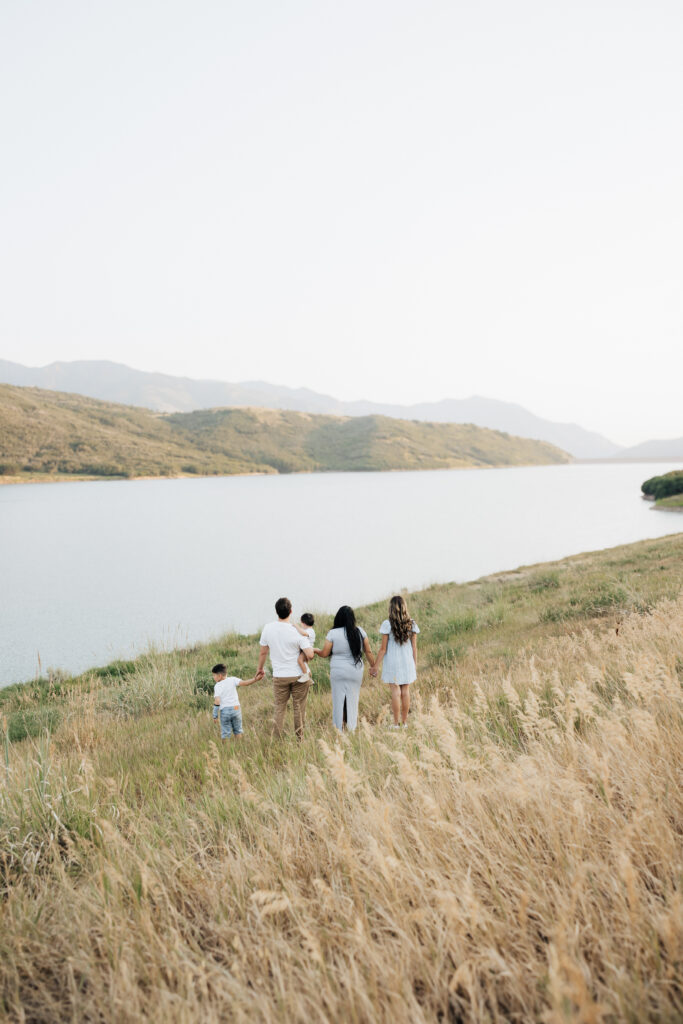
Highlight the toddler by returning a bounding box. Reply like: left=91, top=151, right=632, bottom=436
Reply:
left=294, top=613, right=316, bottom=682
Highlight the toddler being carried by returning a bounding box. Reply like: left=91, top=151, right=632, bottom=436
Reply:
left=294, top=613, right=315, bottom=682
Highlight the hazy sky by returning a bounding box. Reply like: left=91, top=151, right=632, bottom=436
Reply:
left=1, top=1, right=681, bottom=445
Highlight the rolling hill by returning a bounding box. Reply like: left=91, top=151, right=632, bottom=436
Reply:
left=0, top=384, right=571, bottom=480
left=0, top=359, right=620, bottom=459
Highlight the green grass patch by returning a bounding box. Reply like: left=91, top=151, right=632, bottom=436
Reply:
left=94, top=659, right=138, bottom=680
left=528, top=571, right=561, bottom=592
left=6, top=707, right=61, bottom=742
left=656, top=493, right=683, bottom=509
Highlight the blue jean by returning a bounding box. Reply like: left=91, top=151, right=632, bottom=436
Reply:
left=216, top=706, right=243, bottom=738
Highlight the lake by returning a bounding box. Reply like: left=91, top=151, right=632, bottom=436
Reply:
left=1, top=463, right=681, bottom=686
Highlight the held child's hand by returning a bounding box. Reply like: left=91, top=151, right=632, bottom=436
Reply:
left=255, top=669, right=265, bottom=681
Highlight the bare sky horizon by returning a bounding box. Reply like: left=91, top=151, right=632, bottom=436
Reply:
left=1, top=1, right=682, bottom=446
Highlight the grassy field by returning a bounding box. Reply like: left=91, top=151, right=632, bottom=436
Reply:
left=655, top=494, right=683, bottom=510
left=0, top=383, right=569, bottom=482
left=1, top=533, right=682, bottom=1022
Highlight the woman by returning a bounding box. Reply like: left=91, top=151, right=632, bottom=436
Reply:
left=315, top=605, right=376, bottom=732
left=370, top=595, right=419, bottom=727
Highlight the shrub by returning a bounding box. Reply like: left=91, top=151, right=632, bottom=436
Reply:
left=94, top=660, right=138, bottom=680
left=266, top=456, right=299, bottom=473
left=194, top=671, right=215, bottom=695
left=78, top=463, right=126, bottom=477
left=529, top=572, right=561, bottom=592
left=577, top=582, right=629, bottom=617
left=538, top=605, right=568, bottom=623
left=432, top=611, right=478, bottom=642
left=642, top=471, right=683, bottom=500
left=7, top=707, right=60, bottom=742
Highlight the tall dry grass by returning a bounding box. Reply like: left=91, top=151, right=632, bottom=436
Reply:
left=1, top=599, right=682, bottom=1022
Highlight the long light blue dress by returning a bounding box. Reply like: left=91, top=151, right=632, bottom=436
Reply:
left=326, top=626, right=367, bottom=731
left=379, top=620, right=419, bottom=685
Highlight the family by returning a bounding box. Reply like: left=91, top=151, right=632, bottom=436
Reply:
left=212, top=595, right=420, bottom=740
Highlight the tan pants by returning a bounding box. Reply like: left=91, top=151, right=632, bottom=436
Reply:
left=272, top=676, right=310, bottom=740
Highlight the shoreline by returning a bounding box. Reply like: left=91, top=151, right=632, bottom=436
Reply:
left=0, top=469, right=275, bottom=486
left=3, top=462, right=680, bottom=488
left=3, top=531, right=682, bottom=694
left=0, top=458, right=570, bottom=487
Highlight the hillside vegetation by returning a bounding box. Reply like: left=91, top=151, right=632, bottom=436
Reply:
left=1, top=533, right=682, bottom=1022
left=0, top=358, right=623, bottom=457
left=0, top=384, right=570, bottom=481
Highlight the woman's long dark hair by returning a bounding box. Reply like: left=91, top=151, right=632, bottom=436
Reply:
left=333, top=605, right=363, bottom=665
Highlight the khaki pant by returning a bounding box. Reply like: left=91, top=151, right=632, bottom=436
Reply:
left=272, top=676, right=310, bottom=740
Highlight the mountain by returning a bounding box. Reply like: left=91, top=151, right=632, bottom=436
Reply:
left=353, top=395, right=623, bottom=460
left=618, top=437, right=683, bottom=459
left=0, top=359, right=620, bottom=458
left=0, top=384, right=570, bottom=481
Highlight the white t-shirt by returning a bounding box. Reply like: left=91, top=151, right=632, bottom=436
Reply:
left=259, top=620, right=313, bottom=677
left=214, top=676, right=242, bottom=709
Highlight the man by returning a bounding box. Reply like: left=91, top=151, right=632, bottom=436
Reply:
left=257, top=597, right=314, bottom=740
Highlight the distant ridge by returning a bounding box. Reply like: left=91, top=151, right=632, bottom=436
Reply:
left=617, top=437, right=683, bottom=460
left=0, top=358, right=622, bottom=459
left=0, top=383, right=570, bottom=480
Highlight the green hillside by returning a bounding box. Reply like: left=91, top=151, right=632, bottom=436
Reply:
left=0, top=384, right=570, bottom=480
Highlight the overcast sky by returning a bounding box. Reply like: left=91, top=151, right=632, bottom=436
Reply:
left=1, top=1, right=681, bottom=445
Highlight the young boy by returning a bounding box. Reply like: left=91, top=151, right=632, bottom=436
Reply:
left=211, top=662, right=263, bottom=740
left=294, top=613, right=316, bottom=682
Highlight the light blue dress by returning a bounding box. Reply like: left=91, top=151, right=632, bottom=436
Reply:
left=326, top=626, right=367, bottom=731
left=379, top=619, right=419, bottom=685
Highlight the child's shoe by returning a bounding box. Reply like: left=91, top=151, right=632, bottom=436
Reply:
left=298, top=670, right=311, bottom=683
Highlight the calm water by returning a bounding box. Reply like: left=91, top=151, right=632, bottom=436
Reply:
left=1, top=463, right=681, bottom=686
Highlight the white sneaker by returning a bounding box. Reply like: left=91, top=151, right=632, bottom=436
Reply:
left=388, top=723, right=400, bottom=730
left=298, top=671, right=311, bottom=683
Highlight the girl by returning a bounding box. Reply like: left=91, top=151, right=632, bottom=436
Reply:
left=371, top=595, right=419, bottom=727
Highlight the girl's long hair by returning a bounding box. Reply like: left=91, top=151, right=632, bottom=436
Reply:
left=333, top=605, right=363, bottom=665
left=389, top=595, right=413, bottom=645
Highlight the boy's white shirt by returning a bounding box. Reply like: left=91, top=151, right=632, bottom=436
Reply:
left=301, top=625, right=316, bottom=643
left=214, top=676, right=242, bottom=708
